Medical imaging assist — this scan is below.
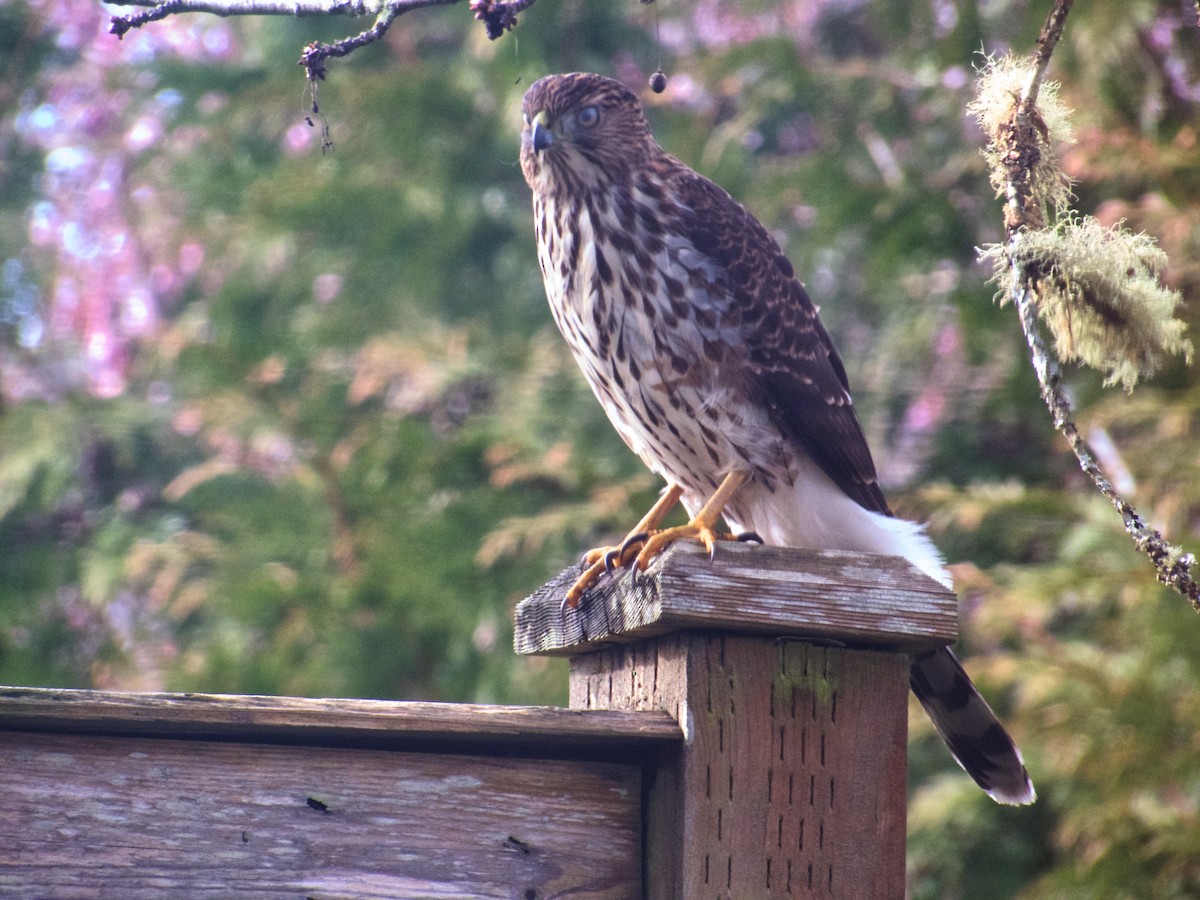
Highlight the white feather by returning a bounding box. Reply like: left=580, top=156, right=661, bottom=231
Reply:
left=686, top=452, right=952, bottom=589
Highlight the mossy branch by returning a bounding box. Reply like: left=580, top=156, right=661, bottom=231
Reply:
left=972, top=0, right=1199, bottom=608
left=1008, top=260, right=1199, bottom=608
left=982, top=218, right=1192, bottom=390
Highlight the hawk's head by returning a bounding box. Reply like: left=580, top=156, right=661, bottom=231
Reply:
left=520, top=73, right=653, bottom=196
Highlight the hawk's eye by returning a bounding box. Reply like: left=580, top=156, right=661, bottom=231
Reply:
left=577, top=105, right=600, bottom=128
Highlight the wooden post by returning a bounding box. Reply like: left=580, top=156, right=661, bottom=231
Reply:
left=515, top=543, right=958, bottom=899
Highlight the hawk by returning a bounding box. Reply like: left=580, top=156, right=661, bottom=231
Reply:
left=519, top=72, right=1034, bottom=805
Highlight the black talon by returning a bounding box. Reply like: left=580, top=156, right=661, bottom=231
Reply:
left=620, top=531, right=649, bottom=558
left=707, top=542, right=717, bottom=563
left=603, top=547, right=623, bottom=576
left=736, top=531, right=763, bottom=544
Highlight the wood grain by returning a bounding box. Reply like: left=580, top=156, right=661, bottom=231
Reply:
left=570, top=636, right=909, bottom=899
left=516, top=542, right=958, bottom=656
left=0, top=545, right=945, bottom=897
left=0, top=730, right=644, bottom=899
left=0, top=688, right=679, bottom=760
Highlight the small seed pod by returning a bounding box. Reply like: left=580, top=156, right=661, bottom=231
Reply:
left=649, top=69, right=667, bottom=94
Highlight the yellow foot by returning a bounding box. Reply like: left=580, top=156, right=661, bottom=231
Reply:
left=562, top=473, right=753, bottom=609
left=564, top=484, right=683, bottom=609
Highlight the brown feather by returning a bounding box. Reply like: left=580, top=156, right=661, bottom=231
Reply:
left=518, top=72, right=1033, bottom=806
left=669, top=169, right=893, bottom=515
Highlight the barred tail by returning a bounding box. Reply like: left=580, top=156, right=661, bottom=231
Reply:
left=909, top=648, right=1036, bottom=805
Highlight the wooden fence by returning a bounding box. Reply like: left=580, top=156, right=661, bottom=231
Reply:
left=0, top=543, right=956, bottom=898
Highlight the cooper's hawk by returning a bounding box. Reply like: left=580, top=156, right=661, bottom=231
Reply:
left=519, top=72, right=1034, bottom=805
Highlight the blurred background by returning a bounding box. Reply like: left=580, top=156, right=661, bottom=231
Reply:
left=2, top=0, right=1199, bottom=894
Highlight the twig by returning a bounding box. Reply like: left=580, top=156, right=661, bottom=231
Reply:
left=1001, top=0, right=1200, bottom=609
left=297, top=1, right=416, bottom=76
left=110, top=0, right=535, bottom=64
left=1010, top=262, right=1199, bottom=607
left=1002, top=0, right=1075, bottom=236
left=110, top=0, right=387, bottom=36
left=1019, top=0, right=1074, bottom=117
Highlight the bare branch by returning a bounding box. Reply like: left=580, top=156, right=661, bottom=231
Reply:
left=109, top=0, right=389, bottom=36
left=110, top=0, right=535, bottom=72
left=299, top=1, right=407, bottom=75
left=106, top=0, right=383, bottom=17
left=1020, top=0, right=1074, bottom=117
left=108, top=0, right=540, bottom=94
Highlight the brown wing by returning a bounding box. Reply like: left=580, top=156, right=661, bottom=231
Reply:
left=672, top=166, right=892, bottom=516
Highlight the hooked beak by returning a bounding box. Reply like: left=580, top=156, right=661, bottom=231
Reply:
left=530, top=111, right=554, bottom=153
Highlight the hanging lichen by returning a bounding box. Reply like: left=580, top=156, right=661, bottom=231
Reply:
left=982, top=216, right=1193, bottom=390
left=968, top=54, right=1075, bottom=227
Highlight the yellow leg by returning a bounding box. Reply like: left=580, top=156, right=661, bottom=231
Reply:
left=564, top=484, right=684, bottom=608
left=564, top=472, right=752, bottom=609
left=632, top=471, right=748, bottom=571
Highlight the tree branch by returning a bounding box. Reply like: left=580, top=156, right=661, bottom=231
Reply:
left=1010, top=260, right=1199, bottom=608
left=109, top=0, right=395, bottom=36
left=1001, top=0, right=1074, bottom=236
left=999, top=0, right=1200, bottom=609
left=108, top=0, right=537, bottom=70
left=107, top=0, right=384, bottom=20
left=1019, top=0, right=1074, bottom=119
left=297, top=0, right=421, bottom=77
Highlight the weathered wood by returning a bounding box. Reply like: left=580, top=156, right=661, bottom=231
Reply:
left=515, top=542, right=957, bottom=656
left=0, top=687, right=680, bottom=759
left=1, top=547, right=951, bottom=898
left=537, top=545, right=935, bottom=897
left=571, top=636, right=909, bottom=899
left=0, top=730, right=643, bottom=899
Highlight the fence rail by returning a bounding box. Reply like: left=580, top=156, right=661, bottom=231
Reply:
left=0, top=544, right=956, bottom=898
